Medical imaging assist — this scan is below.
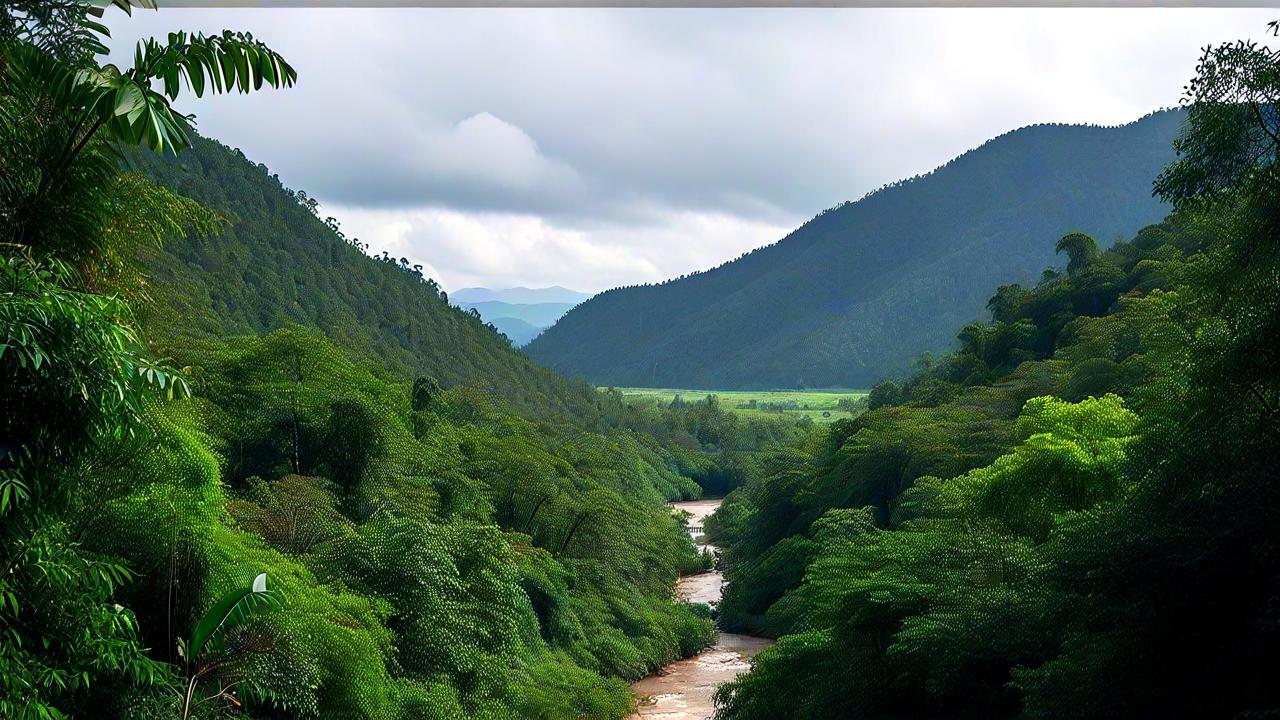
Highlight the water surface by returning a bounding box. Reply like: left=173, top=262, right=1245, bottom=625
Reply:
left=628, top=498, right=773, bottom=720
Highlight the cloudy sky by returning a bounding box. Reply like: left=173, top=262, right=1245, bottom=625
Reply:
left=109, top=8, right=1275, bottom=293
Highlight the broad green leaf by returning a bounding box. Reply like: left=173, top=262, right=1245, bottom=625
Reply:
left=188, top=572, right=278, bottom=660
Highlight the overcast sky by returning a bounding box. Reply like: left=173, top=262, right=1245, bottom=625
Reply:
left=109, top=8, right=1276, bottom=293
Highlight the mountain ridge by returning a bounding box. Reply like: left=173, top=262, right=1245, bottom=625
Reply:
left=526, top=110, right=1185, bottom=388
left=124, top=132, right=597, bottom=417
left=460, top=300, right=577, bottom=323
left=487, top=315, right=544, bottom=346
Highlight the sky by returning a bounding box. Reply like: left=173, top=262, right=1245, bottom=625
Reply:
left=108, top=8, right=1277, bottom=294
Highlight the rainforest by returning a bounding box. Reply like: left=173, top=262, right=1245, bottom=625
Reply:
left=2, top=3, right=1279, bottom=720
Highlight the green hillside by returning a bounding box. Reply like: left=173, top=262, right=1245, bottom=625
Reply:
left=527, top=111, right=1183, bottom=389
left=707, top=56, right=1280, bottom=715
left=0, top=10, right=806, bottom=718
left=124, top=133, right=584, bottom=416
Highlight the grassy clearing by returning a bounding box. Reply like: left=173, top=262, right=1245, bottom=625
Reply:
left=611, top=387, right=868, bottom=423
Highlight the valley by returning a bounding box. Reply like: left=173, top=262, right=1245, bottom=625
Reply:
left=4, top=6, right=1279, bottom=720
left=453, top=287, right=591, bottom=347
left=614, top=387, right=867, bottom=423
left=630, top=499, right=773, bottom=720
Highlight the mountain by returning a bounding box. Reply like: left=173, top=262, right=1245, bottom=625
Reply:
left=450, top=288, right=588, bottom=346
left=452, top=286, right=592, bottom=305
left=525, top=110, right=1184, bottom=389
left=455, top=299, right=578, bottom=346
left=124, top=133, right=593, bottom=416
left=71, top=133, right=728, bottom=719
left=459, top=300, right=578, bottom=328
left=487, top=315, right=544, bottom=346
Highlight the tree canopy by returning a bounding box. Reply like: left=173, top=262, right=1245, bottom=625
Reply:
left=707, top=27, right=1280, bottom=720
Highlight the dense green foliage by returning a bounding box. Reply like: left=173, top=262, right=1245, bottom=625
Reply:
left=604, top=389, right=813, bottom=498
left=123, top=131, right=592, bottom=417
left=528, top=111, right=1182, bottom=389
left=1, top=5, right=809, bottom=718
left=9, top=4, right=1279, bottom=719
left=136, top=327, right=722, bottom=718
left=707, top=32, right=1280, bottom=720
left=1, top=3, right=296, bottom=715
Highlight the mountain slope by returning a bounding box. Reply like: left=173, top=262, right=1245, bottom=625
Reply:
left=526, top=111, right=1184, bottom=389
left=125, top=133, right=589, bottom=415
left=488, top=315, right=543, bottom=346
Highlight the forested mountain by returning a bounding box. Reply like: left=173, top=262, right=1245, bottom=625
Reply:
left=527, top=111, right=1183, bottom=389
left=124, top=133, right=585, bottom=415
left=1, top=7, right=808, bottom=719
left=705, top=33, right=1280, bottom=718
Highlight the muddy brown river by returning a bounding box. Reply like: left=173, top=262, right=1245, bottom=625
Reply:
left=628, top=498, right=773, bottom=720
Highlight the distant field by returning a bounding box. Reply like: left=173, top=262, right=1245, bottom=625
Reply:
left=612, top=387, right=868, bottom=423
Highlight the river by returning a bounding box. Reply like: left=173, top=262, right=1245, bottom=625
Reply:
left=628, top=498, right=773, bottom=720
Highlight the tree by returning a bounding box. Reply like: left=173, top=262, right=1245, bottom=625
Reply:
left=1, top=3, right=295, bottom=715
left=866, top=380, right=902, bottom=410
left=1154, top=36, right=1280, bottom=205
left=1, top=2, right=295, bottom=258
left=410, top=374, right=442, bottom=439
left=411, top=374, right=442, bottom=413
left=0, top=247, right=186, bottom=720
left=987, top=283, right=1028, bottom=323
left=1054, top=232, right=1099, bottom=276
left=322, top=397, right=385, bottom=515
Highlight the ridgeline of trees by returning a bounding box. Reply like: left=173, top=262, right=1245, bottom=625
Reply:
left=123, top=131, right=598, bottom=419
left=0, top=4, right=807, bottom=718
left=705, top=30, right=1280, bottom=719
left=527, top=111, right=1182, bottom=390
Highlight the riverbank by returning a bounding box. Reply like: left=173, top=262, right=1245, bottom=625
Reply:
left=628, top=499, right=773, bottom=720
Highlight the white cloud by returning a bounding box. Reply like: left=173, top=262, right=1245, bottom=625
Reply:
left=105, top=7, right=1279, bottom=291
left=426, top=112, right=582, bottom=197
left=329, top=204, right=793, bottom=293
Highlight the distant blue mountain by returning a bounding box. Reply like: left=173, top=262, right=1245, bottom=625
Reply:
left=488, top=316, right=545, bottom=347
left=461, top=301, right=577, bottom=328
left=452, top=287, right=591, bottom=346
